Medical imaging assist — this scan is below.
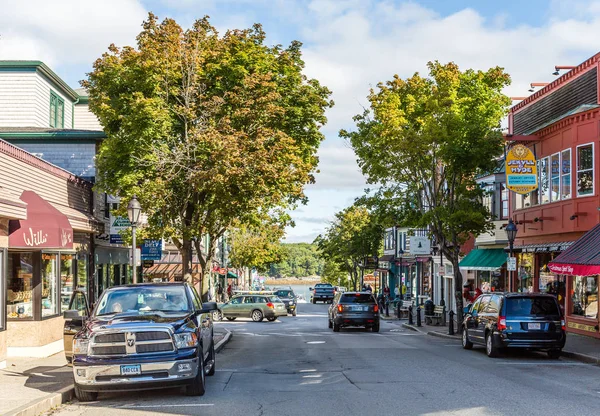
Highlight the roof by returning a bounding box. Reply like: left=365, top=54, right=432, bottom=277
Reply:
left=0, top=127, right=105, bottom=140
left=507, top=241, right=573, bottom=253
left=549, top=224, right=600, bottom=276
left=459, top=248, right=507, bottom=271
left=519, top=104, right=600, bottom=136
left=0, top=61, right=79, bottom=101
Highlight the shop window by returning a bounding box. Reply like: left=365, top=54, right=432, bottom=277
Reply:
left=60, top=254, right=75, bottom=312
left=571, top=276, right=598, bottom=319
left=577, top=143, right=594, bottom=197
left=76, top=253, right=88, bottom=293
left=518, top=253, right=534, bottom=293
left=539, top=157, right=550, bottom=204
left=41, top=253, right=58, bottom=317
left=500, top=183, right=508, bottom=219
left=7, top=252, right=34, bottom=319
left=550, top=153, right=560, bottom=202
left=561, top=149, right=571, bottom=199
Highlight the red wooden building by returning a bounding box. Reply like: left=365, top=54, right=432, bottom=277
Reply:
left=508, top=52, right=600, bottom=338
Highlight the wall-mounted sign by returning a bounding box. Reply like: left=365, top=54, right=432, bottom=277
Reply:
left=141, top=239, right=163, bottom=261
left=506, top=144, right=538, bottom=194
left=409, top=236, right=431, bottom=255
left=363, top=256, right=378, bottom=269
left=567, top=321, right=597, bottom=333
left=109, top=214, right=131, bottom=245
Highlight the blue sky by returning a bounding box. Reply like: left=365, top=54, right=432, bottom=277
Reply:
left=2, top=0, right=600, bottom=242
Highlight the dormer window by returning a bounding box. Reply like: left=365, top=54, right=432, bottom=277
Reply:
left=49, top=91, right=64, bottom=128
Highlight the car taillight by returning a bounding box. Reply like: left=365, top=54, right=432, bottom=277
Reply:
left=497, top=316, right=507, bottom=331
left=373, top=304, right=379, bottom=313
left=561, top=319, right=566, bottom=331
left=337, top=304, right=343, bottom=313
left=266, top=302, right=274, bottom=309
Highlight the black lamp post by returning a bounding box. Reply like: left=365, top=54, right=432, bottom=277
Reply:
left=505, top=218, right=518, bottom=292
left=127, top=195, right=142, bottom=284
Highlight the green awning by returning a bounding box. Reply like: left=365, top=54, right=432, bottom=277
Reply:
left=459, top=249, right=507, bottom=271
left=227, top=271, right=239, bottom=279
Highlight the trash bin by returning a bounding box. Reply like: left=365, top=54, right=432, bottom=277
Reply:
left=424, top=299, right=434, bottom=324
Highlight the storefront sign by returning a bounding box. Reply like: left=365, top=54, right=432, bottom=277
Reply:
left=363, top=256, right=378, bottom=269
left=378, top=261, right=390, bottom=270
left=141, top=239, right=163, bottom=260
left=409, top=236, right=431, bottom=255
left=109, top=214, right=131, bottom=245
left=567, top=321, right=597, bottom=333
left=506, top=144, right=538, bottom=194
left=143, top=260, right=155, bottom=268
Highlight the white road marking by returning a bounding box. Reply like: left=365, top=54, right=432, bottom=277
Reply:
left=306, top=341, right=326, bottom=344
left=117, top=404, right=215, bottom=408
left=497, top=361, right=592, bottom=366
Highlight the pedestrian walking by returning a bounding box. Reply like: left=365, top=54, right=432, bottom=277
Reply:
left=394, top=284, right=400, bottom=300
left=227, top=283, right=233, bottom=299
left=383, top=285, right=390, bottom=299
left=401, top=283, right=407, bottom=300
left=217, top=283, right=223, bottom=302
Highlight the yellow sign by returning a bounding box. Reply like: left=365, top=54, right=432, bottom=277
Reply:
left=567, top=321, right=597, bottom=333
left=505, top=144, right=538, bottom=194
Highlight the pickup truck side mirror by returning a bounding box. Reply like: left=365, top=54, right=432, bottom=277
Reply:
left=309, top=287, right=313, bottom=291
left=64, top=310, right=86, bottom=321
left=198, top=301, right=218, bottom=314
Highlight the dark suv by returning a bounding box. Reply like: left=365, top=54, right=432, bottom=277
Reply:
left=328, top=292, right=380, bottom=332
left=273, top=288, right=297, bottom=316
left=462, top=292, right=566, bottom=358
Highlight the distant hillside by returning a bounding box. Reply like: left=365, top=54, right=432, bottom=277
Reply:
left=268, top=243, right=324, bottom=278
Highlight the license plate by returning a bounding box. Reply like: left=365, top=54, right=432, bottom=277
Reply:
left=528, top=323, right=541, bottom=330
left=120, top=364, right=141, bottom=376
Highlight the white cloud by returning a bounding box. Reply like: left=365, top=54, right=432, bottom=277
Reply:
left=0, top=0, right=147, bottom=67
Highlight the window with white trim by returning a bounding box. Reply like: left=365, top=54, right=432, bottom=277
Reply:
left=539, top=157, right=550, bottom=204
left=550, top=153, right=560, bottom=202
left=577, top=143, right=594, bottom=197
left=561, top=149, right=571, bottom=199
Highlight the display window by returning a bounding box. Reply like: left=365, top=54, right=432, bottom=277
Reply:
left=7, top=252, right=34, bottom=319
left=518, top=253, right=534, bottom=293
left=41, top=253, right=58, bottom=317
left=60, top=254, right=74, bottom=312
left=571, top=276, right=598, bottom=319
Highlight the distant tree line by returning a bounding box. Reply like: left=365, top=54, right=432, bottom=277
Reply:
left=268, top=243, right=324, bottom=278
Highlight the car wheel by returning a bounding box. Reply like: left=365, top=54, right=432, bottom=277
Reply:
left=252, top=309, right=264, bottom=322
left=328, top=317, right=333, bottom=328
left=74, top=384, right=98, bottom=402
left=333, top=321, right=340, bottom=332
left=212, top=310, right=222, bottom=321
left=186, top=350, right=206, bottom=396
left=292, top=309, right=297, bottom=317
left=225, top=317, right=236, bottom=321
left=485, top=332, right=498, bottom=358
left=312, top=299, right=316, bottom=304
left=462, top=327, right=473, bottom=350
left=267, top=316, right=276, bottom=322
left=548, top=349, right=561, bottom=360
left=207, top=340, right=216, bottom=376
left=372, top=322, right=380, bottom=333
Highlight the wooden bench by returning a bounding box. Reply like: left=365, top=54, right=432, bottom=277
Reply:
left=425, top=305, right=445, bottom=325
left=397, top=300, right=413, bottom=319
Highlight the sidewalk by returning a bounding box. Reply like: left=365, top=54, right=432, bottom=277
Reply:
left=0, top=327, right=232, bottom=416
left=402, top=320, right=600, bottom=364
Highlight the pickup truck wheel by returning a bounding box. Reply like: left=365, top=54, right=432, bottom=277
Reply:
left=292, top=309, right=297, bottom=317
left=211, top=310, right=222, bottom=321
left=186, top=353, right=206, bottom=396
left=328, top=318, right=333, bottom=328
left=207, top=340, right=216, bottom=376
left=267, top=316, right=276, bottom=322
left=372, top=323, right=380, bottom=332
left=312, top=299, right=316, bottom=304
left=226, top=317, right=236, bottom=321
left=74, top=384, right=98, bottom=402
left=252, top=309, right=264, bottom=322
left=333, top=321, right=340, bottom=332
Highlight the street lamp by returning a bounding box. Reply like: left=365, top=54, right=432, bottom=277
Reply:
left=127, top=195, right=142, bottom=284
left=505, top=219, right=518, bottom=292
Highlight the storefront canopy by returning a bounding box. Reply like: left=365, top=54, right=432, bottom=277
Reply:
left=8, top=191, right=73, bottom=249
left=549, top=223, right=600, bottom=276
left=459, top=248, right=507, bottom=271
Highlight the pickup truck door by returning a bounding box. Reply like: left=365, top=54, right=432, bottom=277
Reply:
left=189, top=286, right=211, bottom=360
left=63, top=290, right=90, bottom=363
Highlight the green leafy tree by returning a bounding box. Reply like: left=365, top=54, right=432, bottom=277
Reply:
left=341, top=61, right=511, bottom=320
left=315, top=204, right=383, bottom=290
left=229, top=219, right=286, bottom=276
left=268, top=243, right=323, bottom=278
left=84, top=14, right=332, bottom=297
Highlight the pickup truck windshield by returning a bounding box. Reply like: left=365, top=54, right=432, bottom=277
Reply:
left=95, top=286, right=192, bottom=316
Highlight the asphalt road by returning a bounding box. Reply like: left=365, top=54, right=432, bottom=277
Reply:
left=47, top=302, right=600, bottom=416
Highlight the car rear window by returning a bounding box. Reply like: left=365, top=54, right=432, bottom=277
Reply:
left=340, top=294, right=375, bottom=304
left=315, top=284, right=333, bottom=288
left=275, top=290, right=293, bottom=297
left=505, top=297, right=560, bottom=317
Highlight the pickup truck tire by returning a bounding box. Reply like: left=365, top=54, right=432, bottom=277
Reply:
left=312, top=298, right=316, bottom=304
left=186, top=350, right=206, bottom=396
left=328, top=318, right=333, bottom=328
left=372, top=323, right=380, bottom=332
left=267, top=316, right=277, bottom=322
left=211, top=310, right=222, bottom=321
left=207, top=340, right=216, bottom=376
left=292, top=309, right=297, bottom=317
left=333, top=321, right=340, bottom=332
left=74, top=384, right=98, bottom=402
left=252, top=310, right=264, bottom=322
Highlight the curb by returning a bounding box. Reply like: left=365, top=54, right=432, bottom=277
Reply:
left=6, top=384, right=74, bottom=416
left=215, top=327, right=232, bottom=353
left=401, top=323, right=426, bottom=334
left=8, top=329, right=234, bottom=416
left=561, top=350, right=600, bottom=365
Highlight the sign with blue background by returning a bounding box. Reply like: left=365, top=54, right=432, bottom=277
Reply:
left=141, top=239, right=163, bottom=260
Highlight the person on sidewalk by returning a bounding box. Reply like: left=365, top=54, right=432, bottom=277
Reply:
left=217, top=284, right=223, bottom=302
left=394, top=284, right=400, bottom=300
left=401, top=283, right=407, bottom=300
left=383, top=285, right=390, bottom=299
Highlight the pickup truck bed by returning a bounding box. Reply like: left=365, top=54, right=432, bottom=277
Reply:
left=311, top=285, right=335, bottom=304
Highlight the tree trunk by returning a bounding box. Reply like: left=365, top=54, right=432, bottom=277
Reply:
left=452, top=257, right=464, bottom=324
left=181, top=238, right=193, bottom=283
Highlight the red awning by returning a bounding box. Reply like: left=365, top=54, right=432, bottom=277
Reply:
left=548, top=223, right=600, bottom=276
left=8, top=191, right=73, bottom=249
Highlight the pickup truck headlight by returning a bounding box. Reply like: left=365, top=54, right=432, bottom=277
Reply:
left=174, top=333, right=198, bottom=349
left=72, top=338, right=90, bottom=355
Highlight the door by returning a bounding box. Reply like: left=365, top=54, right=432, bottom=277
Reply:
left=223, top=296, right=242, bottom=317
left=240, top=296, right=256, bottom=317
left=63, top=290, right=90, bottom=363
left=471, top=295, right=491, bottom=343
left=189, top=286, right=211, bottom=359
left=482, top=295, right=500, bottom=332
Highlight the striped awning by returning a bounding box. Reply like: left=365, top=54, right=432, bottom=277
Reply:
left=549, top=224, right=600, bottom=276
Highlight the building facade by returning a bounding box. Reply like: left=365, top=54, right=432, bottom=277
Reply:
left=507, top=52, right=600, bottom=338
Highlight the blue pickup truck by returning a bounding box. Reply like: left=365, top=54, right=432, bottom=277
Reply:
left=63, top=283, right=218, bottom=401
left=310, top=283, right=335, bottom=304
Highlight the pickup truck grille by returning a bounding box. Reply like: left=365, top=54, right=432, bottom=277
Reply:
left=89, top=329, right=175, bottom=357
